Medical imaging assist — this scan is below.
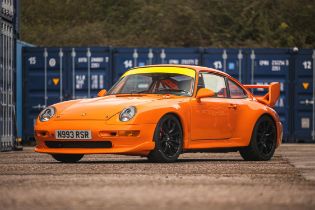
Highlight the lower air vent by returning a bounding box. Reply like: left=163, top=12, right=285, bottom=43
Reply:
left=45, top=141, right=112, bottom=149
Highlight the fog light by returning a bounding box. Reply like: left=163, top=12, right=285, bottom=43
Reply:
left=118, top=130, right=140, bottom=137
left=35, top=130, right=49, bottom=137
left=99, top=131, right=117, bottom=137
left=99, top=130, right=140, bottom=137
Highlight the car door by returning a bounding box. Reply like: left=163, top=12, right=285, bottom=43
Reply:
left=190, top=72, right=233, bottom=140
left=225, top=79, right=250, bottom=136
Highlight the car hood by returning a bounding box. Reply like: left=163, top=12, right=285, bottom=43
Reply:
left=54, top=95, right=164, bottom=120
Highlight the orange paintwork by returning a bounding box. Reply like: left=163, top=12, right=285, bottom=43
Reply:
left=35, top=65, right=282, bottom=156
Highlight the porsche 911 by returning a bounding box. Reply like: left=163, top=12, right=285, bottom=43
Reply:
left=35, top=65, right=282, bottom=163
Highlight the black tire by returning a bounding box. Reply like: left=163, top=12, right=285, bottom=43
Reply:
left=240, top=115, right=277, bottom=161
left=51, top=154, right=84, bottom=163
left=148, top=114, right=183, bottom=163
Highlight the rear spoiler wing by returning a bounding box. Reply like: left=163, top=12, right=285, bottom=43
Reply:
left=243, top=82, right=280, bottom=107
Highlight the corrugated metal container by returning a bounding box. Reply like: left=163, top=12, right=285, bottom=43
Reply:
left=22, top=47, right=112, bottom=141
left=0, top=18, right=16, bottom=151
left=294, top=49, right=315, bottom=142
left=247, top=49, right=292, bottom=141
left=202, top=48, right=247, bottom=82
left=69, top=47, right=112, bottom=99
left=16, top=40, right=34, bottom=139
left=112, top=48, right=202, bottom=83
left=22, top=46, right=315, bottom=143
left=112, top=48, right=157, bottom=83
left=155, top=48, right=201, bottom=66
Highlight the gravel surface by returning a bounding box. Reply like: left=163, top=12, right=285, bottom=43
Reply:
left=0, top=145, right=315, bottom=210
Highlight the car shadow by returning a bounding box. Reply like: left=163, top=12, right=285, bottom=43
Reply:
left=40, top=158, right=245, bottom=164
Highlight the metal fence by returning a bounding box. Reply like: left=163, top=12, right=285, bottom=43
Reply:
left=0, top=0, right=17, bottom=151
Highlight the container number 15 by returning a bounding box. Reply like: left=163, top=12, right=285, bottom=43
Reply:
left=28, top=57, right=37, bottom=65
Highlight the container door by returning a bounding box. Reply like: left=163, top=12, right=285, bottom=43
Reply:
left=247, top=49, right=291, bottom=141
left=112, top=48, right=156, bottom=83
left=155, top=48, right=201, bottom=66
left=68, top=47, right=111, bottom=99
left=294, top=49, right=315, bottom=142
left=23, top=47, right=67, bottom=141
left=202, top=48, right=247, bottom=83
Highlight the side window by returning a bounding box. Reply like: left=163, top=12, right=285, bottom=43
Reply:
left=228, top=80, right=247, bottom=98
left=198, top=73, right=227, bottom=98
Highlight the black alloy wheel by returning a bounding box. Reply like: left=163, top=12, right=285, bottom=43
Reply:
left=51, top=154, right=84, bottom=163
left=148, top=114, right=183, bottom=163
left=240, top=115, right=277, bottom=161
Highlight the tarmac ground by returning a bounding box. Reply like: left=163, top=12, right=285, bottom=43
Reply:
left=0, top=144, right=315, bottom=210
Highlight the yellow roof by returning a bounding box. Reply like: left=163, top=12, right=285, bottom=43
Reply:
left=122, top=66, right=196, bottom=78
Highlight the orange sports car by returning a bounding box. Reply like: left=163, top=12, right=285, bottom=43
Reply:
left=35, top=65, right=282, bottom=163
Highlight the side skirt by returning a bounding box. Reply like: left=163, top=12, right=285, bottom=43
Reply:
left=183, top=147, right=244, bottom=153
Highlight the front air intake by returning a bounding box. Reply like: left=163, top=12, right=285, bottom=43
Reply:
left=45, top=141, right=112, bottom=149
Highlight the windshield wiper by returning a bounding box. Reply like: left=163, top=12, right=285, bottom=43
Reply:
left=115, top=91, right=148, bottom=96
left=131, top=90, right=149, bottom=94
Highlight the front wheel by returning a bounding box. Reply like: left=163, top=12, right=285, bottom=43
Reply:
left=148, top=114, right=183, bottom=163
left=51, top=154, right=84, bottom=163
left=240, top=115, right=277, bottom=161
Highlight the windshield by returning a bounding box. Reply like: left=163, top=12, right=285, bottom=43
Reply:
left=108, top=73, right=195, bottom=96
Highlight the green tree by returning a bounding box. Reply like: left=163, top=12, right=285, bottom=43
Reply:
left=21, top=0, right=315, bottom=48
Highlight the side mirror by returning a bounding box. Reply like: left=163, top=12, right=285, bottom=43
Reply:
left=97, top=89, right=107, bottom=97
left=196, top=88, right=215, bottom=101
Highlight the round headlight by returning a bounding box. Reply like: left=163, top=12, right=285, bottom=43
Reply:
left=119, top=106, right=136, bottom=122
left=39, top=107, right=56, bottom=122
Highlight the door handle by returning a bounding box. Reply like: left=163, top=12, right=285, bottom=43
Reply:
left=228, top=104, right=237, bottom=109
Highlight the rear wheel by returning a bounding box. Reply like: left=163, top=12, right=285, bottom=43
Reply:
left=240, top=115, right=277, bottom=161
left=51, top=154, right=84, bottom=163
left=148, top=114, right=183, bottom=163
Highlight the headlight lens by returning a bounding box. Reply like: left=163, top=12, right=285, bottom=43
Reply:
left=39, top=107, right=56, bottom=122
left=119, top=106, right=136, bottom=122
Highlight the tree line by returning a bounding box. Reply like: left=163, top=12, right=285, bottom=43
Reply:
left=21, top=0, right=315, bottom=48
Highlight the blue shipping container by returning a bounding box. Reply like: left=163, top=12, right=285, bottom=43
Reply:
left=112, top=48, right=157, bottom=83
left=68, top=47, right=112, bottom=99
left=112, top=48, right=202, bottom=83
left=21, top=46, right=315, bottom=143
left=294, top=49, right=315, bottom=142
left=22, top=47, right=112, bottom=141
left=202, top=48, right=247, bottom=83
left=155, top=48, right=201, bottom=66
left=16, top=40, right=34, bottom=139
left=246, top=48, right=292, bottom=141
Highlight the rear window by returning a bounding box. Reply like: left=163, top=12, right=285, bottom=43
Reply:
left=228, top=80, right=247, bottom=98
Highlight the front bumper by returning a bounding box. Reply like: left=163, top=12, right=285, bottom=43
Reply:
left=34, top=120, right=156, bottom=155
